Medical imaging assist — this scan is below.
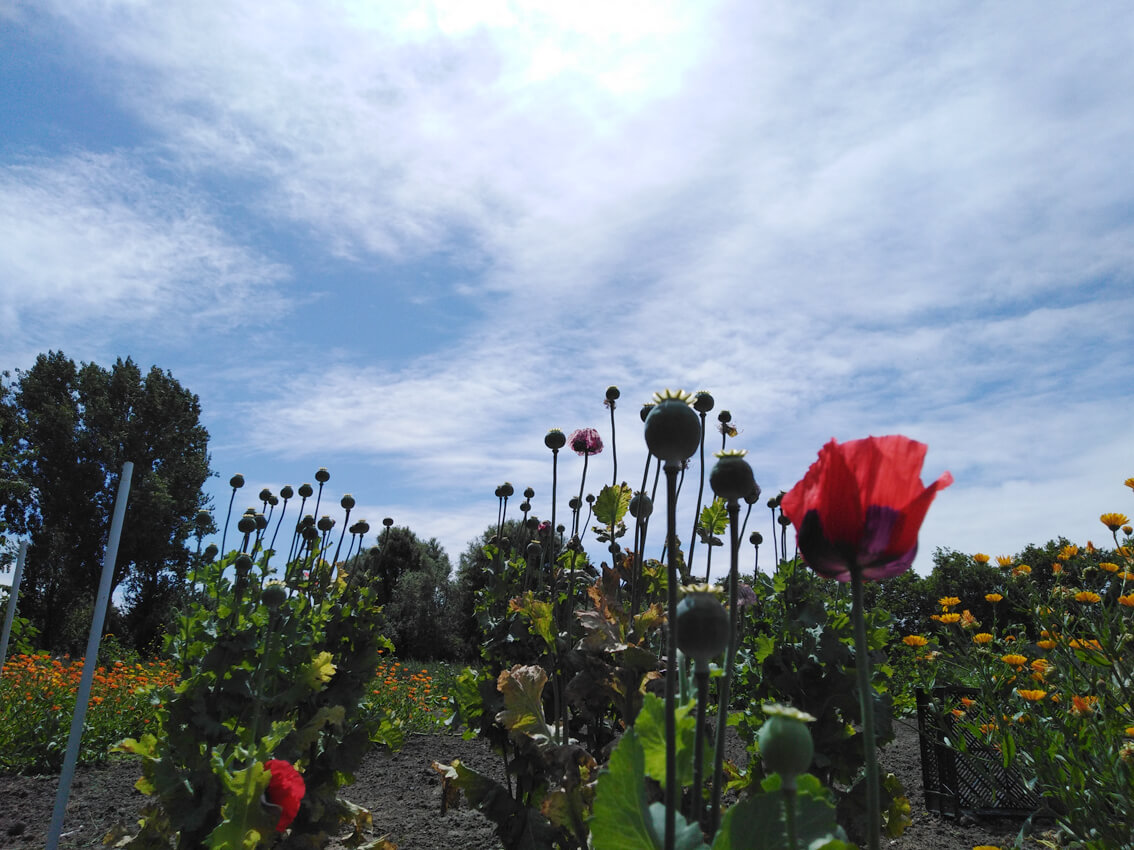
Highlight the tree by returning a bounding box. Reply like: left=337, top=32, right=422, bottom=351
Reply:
left=2, top=351, right=213, bottom=652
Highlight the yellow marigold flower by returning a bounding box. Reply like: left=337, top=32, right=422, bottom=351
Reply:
left=1051, top=563, right=1063, bottom=574
left=903, top=634, right=928, bottom=647
left=1074, top=590, right=1101, bottom=604
left=979, top=722, right=998, bottom=735
left=1124, top=525, right=1133, bottom=535
left=960, top=697, right=975, bottom=708
left=1058, top=545, right=1079, bottom=560
left=1036, top=639, right=1056, bottom=650
left=937, top=612, right=961, bottom=624
left=995, top=555, right=1014, bottom=568
left=984, top=592, right=1003, bottom=603
left=1086, top=541, right=1097, bottom=554
left=972, top=553, right=991, bottom=564
left=1101, top=513, right=1130, bottom=532
left=1017, top=688, right=1046, bottom=702
left=1030, top=658, right=1051, bottom=673
left=1121, top=571, right=1134, bottom=582
left=1125, top=726, right=1134, bottom=737
left=1070, top=695, right=1098, bottom=715
left=939, top=596, right=961, bottom=609
left=1001, top=653, right=1028, bottom=668
left=1100, top=562, right=1120, bottom=573
left=1119, top=546, right=1132, bottom=559
left=951, top=708, right=966, bottom=718
left=960, top=609, right=981, bottom=629
left=1118, top=594, right=1134, bottom=608
left=973, top=632, right=994, bottom=645
left=1013, top=564, right=1032, bottom=576
left=1067, top=638, right=1102, bottom=651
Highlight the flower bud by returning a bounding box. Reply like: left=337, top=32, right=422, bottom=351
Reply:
left=230, top=474, right=245, bottom=489
left=315, top=467, right=330, bottom=483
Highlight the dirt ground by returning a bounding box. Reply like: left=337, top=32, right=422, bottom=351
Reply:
left=0, top=718, right=1052, bottom=849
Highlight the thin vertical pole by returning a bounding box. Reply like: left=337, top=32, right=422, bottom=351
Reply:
left=46, top=462, right=133, bottom=850
left=0, top=540, right=29, bottom=677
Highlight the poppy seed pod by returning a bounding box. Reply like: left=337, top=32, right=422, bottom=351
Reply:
left=718, top=410, right=732, bottom=423
left=298, top=483, right=313, bottom=498
left=382, top=517, right=394, bottom=527
left=269, top=495, right=279, bottom=506
left=195, top=509, right=212, bottom=531
left=280, top=485, right=294, bottom=500
left=556, top=524, right=566, bottom=534
left=608, top=542, right=621, bottom=555
left=710, top=450, right=756, bottom=503
left=644, top=390, right=701, bottom=464
left=261, top=582, right=287, bottom=609
left=237, top=515, right=257, bottom=534
left=501, top=482, right=514, bottom=498
left=520, top=501, right=531, bottom=513
left=545, top=429, right=567, bottom=450
left=317, top=515, right=334, bottom=532
left=693, top=391, right=715, bottom=413
left=524, top=487, right=535, bottom=499
left=356, top=520, right=370, bottom=534
left=639, top=403, right=654, bottom=423
left=315, top=468, right=330, bottom=483
left=259, top=488, right=272, bottom=502
left=744, top=484, right=763, bottom=505
left=254, top=513, right=267, bottom=531
left=586, top=493, right=595, bottom=504
left=525, top=517, right=540, bottom=531
left=750, top=531, right=763, bottom=545
left=526, top=541, right=542, bottom=561
left=203, top=543, right=219, bottom=561
left=569, top=497, right=581, bottom=511
left=606, top=386, right=620, bottom=402
left=778, top=514, right=792, bottom=526
left=675, top=592, right=730, bottom=665
left=300, top=514, right=315, bottom=528
left=234, top=554, right=253, bottom=575
left=302, top=526, right=318, bottom=541
left=629, top=492, right=653, bottom=518
left=494, top=486, right=503, bottom=498
left=757, top=706, right=816, bottom=790
left=341, top=494, right=355, bottom=510
left=230, top=474, right=245, bottom=489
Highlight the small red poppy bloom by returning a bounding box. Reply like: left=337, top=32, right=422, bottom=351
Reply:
left=264, top=759, right=305, bottom=832
left=781, top=435, right=952, bottom=582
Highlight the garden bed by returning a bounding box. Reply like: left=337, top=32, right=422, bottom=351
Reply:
left=0, top=720, right=1045, bottom=849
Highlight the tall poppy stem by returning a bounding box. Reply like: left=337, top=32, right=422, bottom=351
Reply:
left=851, top=569, right=881, bottom=850
left=663, top=461, right=680, bottom=850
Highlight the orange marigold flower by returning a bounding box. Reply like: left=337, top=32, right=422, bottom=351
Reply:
left=1070, top=695, right=1098, bottom=715
left=1125, top=726, right=1134, bottom=737
left=1121, top=572, right=1134, bottom=582
left=1001, top=653, right=1028, bottom=667
left=1101, top=513, right=1130, bottom=532
left=1013, top=564, right=1032, bottom=576
left=1125, top=477, right=1134, bottom=490
left=937, top=612, right=961, bottom=624
left=979, top=722, right=998, bottom=735
left=939, top=596, right=961, bottom=609
left=985, top=592, right=1003, bottom=603
left=1030, top=658, right=1050, bottom=672
left=1067, top=638, right=1102, bottom=651
left=951, top=708, right=966, bottom=718
left=960, top=697, right=976, bottom=708
left=1100, top=562, right=1120, bottom=573
left=995, top=555, right=1014, bottom=568
left=1017, top=689, right=1046, bottom=702
left=903, top=634, right=929, bottom=647
left=1118, top=594, right=1134, bottom=608
left=972, top=553, right=991, bottom=564
left=960, top=609, right=980, bottom=628
left=1058, top=545, right=1079, bottom=560
left=973, top=633, right=994, bottom=645
left=1074, top=591, right=1101, bottom=604
left=1051, top=563, right=1063, bottom=574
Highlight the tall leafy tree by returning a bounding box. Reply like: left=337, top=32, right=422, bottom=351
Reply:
left=3, top=351, right=212, bottom=651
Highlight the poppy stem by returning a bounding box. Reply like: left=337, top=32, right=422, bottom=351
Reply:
left=851, top=569, right=881, bottom=850
left=663, top=461, right=680, bottom=850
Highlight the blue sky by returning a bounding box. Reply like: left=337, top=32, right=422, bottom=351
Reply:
left=3, top=1, right=1133, bottom=586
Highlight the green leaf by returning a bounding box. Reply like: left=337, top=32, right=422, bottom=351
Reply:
left=509, top=593, right=558, bottom=651
left=496, top=665, right=554, bottom=747
left=589, top=727, right=661, bottom=850
left=633, top=693, right=703, bottom=789
left=711, top=775, right=851, bottom=850
left=432, top=759, right=558, bottom=849
left=698, top=497, right=730, bottom=536
left=594, top=483, right=633, bottom=527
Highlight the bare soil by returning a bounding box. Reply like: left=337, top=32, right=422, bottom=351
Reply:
left=0, top=719, right=1051, bottom=849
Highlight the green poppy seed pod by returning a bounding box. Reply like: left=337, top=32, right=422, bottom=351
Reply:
left=644, top=392, right=701, bottom=464
left=718, top=410, right=732, bottom=424
left=501, top=482, right=514, bottom=498
left=349, top=521, right=363, bottom=535
left=693, top=391, right=715, bottom=413
left=710, top=450, right=756, bottom=503
left=494, top=485, right=503, bottom=498
left=302, top=525, right=318, bottom=541
left=609, top=542, right=621, bottom=555
left=269, top=495, right=279, bottom=506
left=556, top=524, right=566, bottom=534
left=750, top=531, right=763, bottom=546
left=229, top=474, right=245, bottom=489
left=744, top=484, right=762, bottom=505
left=356, top=520, right=370, bottom=534
left=315, top=467, right=330, bottom=483
left=383, top=517, right=394, bottom=527
left=194, top=509, right=212, bottom=530
left=280, top=485, right=294, bottom=500
left=629, top=492, right=653, bottom=518
left=767, top=496, right=778, bottom=509
left=298, top=483, right=314, bottom=498
left=261, top=582, right=287, bottom=609
left=318, top=515, right=335, bottom=532
left=234, top=554, right=253, bottom=575
left=524, top=487, right=535, bottom=499
left=675, top=592, right=730, bottom=664
left=203, top=543, right=219, bottom=561
left=254, top=513, right=267, bottom=531
left=569, top=497, right=581, bottom=511
left=778, top=514, right=792, bottom=527
left=757, top=707, right=816, bottom=790
left=586, top=493, right=595, bottom=504
left=526, top=542, right=542, bottom=561
left=237, top=515, right=256, bottom=534
left=301, top=514, right=316, bottom=528
left=568, top=534, right=583, bottom=552
left=606, top=386, right=620, bottom=402
left=545, top=429, right=567, bottom=450
left=520, top=501, right=531, bottom=513
left=640, top=403, right=654, bottom=423
left=525, top=517, right=540, bottom=531
left=259, top=488, right=272, bottom=502
left=341, top=494, right=355, bottom=510
left=243, top=506, right=256, bottom=515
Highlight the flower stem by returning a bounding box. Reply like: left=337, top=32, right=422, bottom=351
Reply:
left=852, top=569, right=881, bottom=850
left=663, top=461, right=680, bottom=850
left=692, top=665, right=710, bottom=828
left=783, top=787, right=799, bottom=850
left=709, top=501, right=741, bottom=836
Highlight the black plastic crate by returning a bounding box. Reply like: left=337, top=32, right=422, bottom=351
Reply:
left=916, top=687, right=1042, bottom=818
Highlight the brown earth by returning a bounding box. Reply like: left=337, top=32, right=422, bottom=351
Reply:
left=0, top=719, right=1052, bottom=849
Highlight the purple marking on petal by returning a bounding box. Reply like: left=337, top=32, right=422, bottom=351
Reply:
left=859, top=505, right=902, bottom=562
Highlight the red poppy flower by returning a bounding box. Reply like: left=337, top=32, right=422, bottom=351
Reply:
left=781, top=435, right=952, bottom=582
left=264, top=759, right=305, bottom=832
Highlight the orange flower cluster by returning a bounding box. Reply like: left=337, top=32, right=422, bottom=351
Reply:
left=367, top=659, right=441, bottom=727
left=0, top=653, right=178, bottom=705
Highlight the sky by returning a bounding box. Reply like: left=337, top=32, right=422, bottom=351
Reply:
left=2, top=0, right=1133, bottom=588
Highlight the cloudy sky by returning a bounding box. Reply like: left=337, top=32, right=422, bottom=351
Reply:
left=3, top=0, right=1133, bottom=583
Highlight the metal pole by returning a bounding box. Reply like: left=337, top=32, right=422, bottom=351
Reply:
left=46, top=462, right=133, bottom=850
left=0, top=540, right=29, bottom=678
